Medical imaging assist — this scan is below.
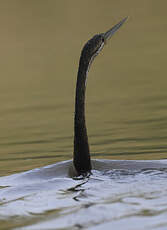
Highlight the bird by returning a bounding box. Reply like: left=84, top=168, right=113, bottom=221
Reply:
left=73, top=17, right=128, bottom=176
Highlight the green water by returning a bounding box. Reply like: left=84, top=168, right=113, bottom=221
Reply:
left=0, top=1, right=167, bottom=228
left=0, top=1, right=167, bottom=176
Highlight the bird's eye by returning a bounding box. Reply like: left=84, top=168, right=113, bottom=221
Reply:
left=102, top=37, right=105, bottom=43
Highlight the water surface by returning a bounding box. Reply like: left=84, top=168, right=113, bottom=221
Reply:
left=0, top=1, right=167, bottom=229
left=0, top=160, right=167, bottom=230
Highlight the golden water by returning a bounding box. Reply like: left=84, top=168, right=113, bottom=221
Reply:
left=0, top=1, right=167, bottom=229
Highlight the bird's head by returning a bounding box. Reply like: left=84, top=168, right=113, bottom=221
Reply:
left=80, top=17, right=128, bottom=68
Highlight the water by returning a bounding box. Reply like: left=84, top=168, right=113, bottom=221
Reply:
left=1, top=160, right=167, bottom=229
left=0, top=1, right=167, bottom=229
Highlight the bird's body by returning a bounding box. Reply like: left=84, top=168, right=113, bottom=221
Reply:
left=73, top=18, right=128, bottom=176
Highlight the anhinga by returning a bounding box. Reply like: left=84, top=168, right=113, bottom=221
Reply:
left=73, top=17, right=127, bottom=176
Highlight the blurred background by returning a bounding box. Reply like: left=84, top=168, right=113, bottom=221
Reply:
left=0, top=0, right=167, bottom=176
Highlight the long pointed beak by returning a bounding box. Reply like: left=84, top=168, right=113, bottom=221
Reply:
left=103, top=17, right=128, bottom=42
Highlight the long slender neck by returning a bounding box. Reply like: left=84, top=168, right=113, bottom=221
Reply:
left=73, top=54, right=92, bottom=175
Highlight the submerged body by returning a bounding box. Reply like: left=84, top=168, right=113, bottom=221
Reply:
left=1, top=159, right=167, bottom=184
